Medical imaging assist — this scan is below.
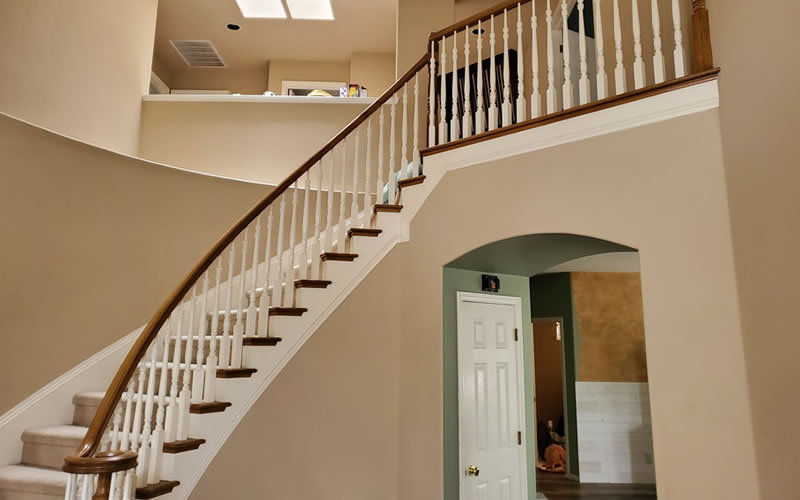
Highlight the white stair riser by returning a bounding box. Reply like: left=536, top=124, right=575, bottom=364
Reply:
left=21, top=441, right=76, bottom=470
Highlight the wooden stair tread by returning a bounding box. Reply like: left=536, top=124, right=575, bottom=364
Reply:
left=348, top=228, right=382, bottom=238
left=321, top=252, right=358, bottom=262
left=189, top=401, right=232, bottom=414
left=397, top=175, right=426, bottom=188
left=374, top=204, right=403, bottom=213
left=216, top=368, right=257, bottom=378
left=163, top=438, right=206, bottom=454
left=243, top=336, right=282, bottom=346
left=295, top=279, right=332, bottom=289
left=136, top=480, right=180, bottom=499
left=269, top=307, right=307, bottom=316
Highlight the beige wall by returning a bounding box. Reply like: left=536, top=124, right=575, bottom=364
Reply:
left=350, top=52, right=397, bottom=96
left=0, top=0, right=158, bottom=155
left=191, top=109, right=759, bottom=499
left=0, top=113, right=269, bottom=414
left=138, top=99, right=370, bottom=184
left=571, top=272, right=648, bottom=382
left=267, top=60, right=351, bottom=95
left=397, top=0, right=454, bottom=73
left=170, top=66, right=269, bottom=95
left=708, top=1, right=800, bottom=498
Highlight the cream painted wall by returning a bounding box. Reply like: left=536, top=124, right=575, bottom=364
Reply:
left=350, top=52, right=397, bottom=96
left=396, top=0, right=454, bottom=73
left=138, top=99, right=370, bottom=184
left=267, top=60, right=351, bottom=94
left=708, top=1, right=800, bottom=498
left=0, top=0, right=158, bottom=155
left=170, top=66, right=269, bottom=95
left=189, top=109, right=759, bottom=499
left=0, top=113, right=269, bottom=414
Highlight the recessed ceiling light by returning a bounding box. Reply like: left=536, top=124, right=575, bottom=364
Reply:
left=286, top=0, right=334, bottom=20
left=227, top=23, right=241, bottom=30
left=235, top=0, right=286, bottom=18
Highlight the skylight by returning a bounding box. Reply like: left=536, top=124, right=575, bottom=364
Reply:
left=235, top=0, right=287, bottom=18
left=286, top=0, right=335, bottom=20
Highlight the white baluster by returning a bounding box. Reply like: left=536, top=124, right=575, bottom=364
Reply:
left=246, top=220, right=260, bottom=336
left=300, top=174, right=310, bottom=276
left=530, top=1, right=542, bottom=118
left=286, top=183, right=298, bottom=305
left=450, top=33, right=460, bottom=140
left=613, top=0, right=627, bottom=94
left=489, top=15, right=499, bottom=130
left=204, top=262, right=222, bottom=402
left=65, top=473, right=77, bottom=499
left=337, top=144, right=347, bottom=252
left=413, top=73, right=421, bottom=177
left=476, top=20, right=485, bottom=133
left=120, top=376, right=136, bottom=451
left=401, top=84, right=409, bottom=179
left=502, top=10, right=512, bottom=126
left=111, top=402, right=122, bottom=450
left=438, top=36, right=448, bottom=143
left=219, top=245, right=235, bottom=368
left=561, top=0, right=574, bottom=109
left=364, top=120, right=373, bottom=223
left=273, top=194, right=286, bottom=306
left=351, top=129, right=361, bottom=227
left=311, top=165, right=323, bottom=276
left=79, top=475, right=92, bottom=500
left=257, top=209, right=273, bottom=336
left=672, top=0, right=686, bottom=78
left=578, top=0, right=591, bottom=104
left=192, top=271, right=209, bottom=403
left=130, top=362, right=147, bottom=458
left=149, top=320, right=172, bottom=484
left=376, top=107, right=386, bottom=205
left=516, top=4, right=527, bottom=122
left=632, top=0, right=647, bottom=89
left=136, top=333, right=159, bottom=486
left=594, top=0, right=609, bottom=99
left=177, top=288, right=196, bottom=441
left=231, top=232, right=246, bottom=366
left=462, top=28, right=472, bottom=138
left=325, top=153, right=335, bottom=252
left=546, top=1, right=557, bottom=113
left=164, top=309, right=182, bottom=444
left=428, top=41, right=437, bottom=146
left=651, top=0, right=666, bottom=83
left=388, top=97, right=397, bottom=204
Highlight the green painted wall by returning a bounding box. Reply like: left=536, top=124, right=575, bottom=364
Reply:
left=443, top=268, right=537, bottom=499
left=530, top=273, right=580, bottom=476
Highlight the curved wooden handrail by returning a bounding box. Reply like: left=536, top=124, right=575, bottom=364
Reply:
left=429, top=0, right=529, bottom=41
left=68, top=51, right=430, bottom=468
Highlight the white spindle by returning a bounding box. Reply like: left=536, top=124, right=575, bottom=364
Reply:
left=546, top=1, right=557, bottom=113
left=489, top=15, right=499, bottom=130
left=502, top=10, right=512, bottom=126
left=149, top=319, right=171, bottom=484
left=203, top=261, right=221, bottom=402
left=364, top=119, right=373, bottom=217
left=428, top=41, right=437, bottom=146
left=177, top=288, right=196, bottom=441
left=351, top=130, right=361, bottom=226
left=561, top=0, right=574, bottom=109
left=531, top=1, right=542, bottom=118
left=337, top=144, right=347, bottom=252
left=516, top=4, right=527, bottom=122
left=326, top=153, right=335, bottom=252
left=672, top=0, right=686, bottom=77
left=246, top=220, right=260, bottom=336
left=476, top=20, right=485, bottom=133
left=232, top=230, right=246, bottom=366
left=300, top=173, right=310, bottom=275
left=594, top=0, right=609, bottom=99
left=286, top=183, right=298, bottom=305
left=136, top=336, right=158, bottom=486
left=79, top=475, right=92, bottom=500
left=164, top=309, right=181, bottom=444
left=130, top=358, right=147, bottom=455
left=120, top=377, right=135, bottom=451
left=651, top=0, right=666, bottom=83
left=388, top=97, right=397, bottom=204
left=632, top=0, right=647, bottom=89
left=311, top=166, right=323, bottom=277
left=401, top=83, right=409, bottom=178
left=450, top=32, right=460, bottom=140
left=413, top=73, right=421, bottom=177
left=376, top=107, right=386, bottom=204
left=578, top=0, right=591, bottom=104
left=462, top=28, right=472, bottom=138
left=257, top=209, right=273, bottom=336
left=439, top=36, right=448, bottom=143
left=192, top=271, right=209, bottom=403
left=219, top=245, right=235, bottom=368
left=613, top=0, right=627, bottom=95
left=111, top=403, right=122, bottom=451
left=273, top=194, right=286, bottom=306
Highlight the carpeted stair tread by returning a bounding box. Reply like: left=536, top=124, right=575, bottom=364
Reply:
left=22, top=425, right=87, bottom=446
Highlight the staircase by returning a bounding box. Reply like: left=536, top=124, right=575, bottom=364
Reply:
left=0, top=0, right=715, bottom=498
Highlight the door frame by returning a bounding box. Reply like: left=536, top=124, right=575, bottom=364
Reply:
left=456, top=291, right=529, bottom=499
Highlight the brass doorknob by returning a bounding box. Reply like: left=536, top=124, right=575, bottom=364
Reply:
left=467, top=465, right=480, bottom=477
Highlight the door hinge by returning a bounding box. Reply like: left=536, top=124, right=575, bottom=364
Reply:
left=517, top=431, right=522, bottom=445
left=514, top=328, right=519, bottom=341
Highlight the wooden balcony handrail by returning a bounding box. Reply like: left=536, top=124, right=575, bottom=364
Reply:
left=429, top=0, right=531, bottom=41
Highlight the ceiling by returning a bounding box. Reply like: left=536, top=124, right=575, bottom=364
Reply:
left=154, top=0, right=397, bottom=73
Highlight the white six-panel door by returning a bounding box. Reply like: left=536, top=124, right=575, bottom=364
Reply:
left=457, top=292, right=528, bottom=500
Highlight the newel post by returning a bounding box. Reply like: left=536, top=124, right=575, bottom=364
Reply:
left=691, top=0, right=713, bottom=72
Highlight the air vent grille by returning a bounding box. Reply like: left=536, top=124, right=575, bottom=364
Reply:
left=170, top=40, right=226, bottom=68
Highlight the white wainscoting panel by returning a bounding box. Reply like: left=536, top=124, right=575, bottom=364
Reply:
left=575, top=382, right=656, bottom=484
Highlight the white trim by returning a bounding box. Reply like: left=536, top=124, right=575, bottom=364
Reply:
left=149, top=71, right=170, bottom=95
left=456, top=292, right=529, bottom=500
left=142, top=95, right=376, bottom=105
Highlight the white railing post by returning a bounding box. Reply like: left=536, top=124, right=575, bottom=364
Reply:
left=516, top=4, right=527, bottom=122
left=594, top=0, right=609, bottom=99
left=429, top=41, right=437, bottom=146
left=561, top=0, right=574, bottom=109
left=257, top=209, right=273, bottom=336
left=337, top=143, right=347, bottom=252
left=439, top=36, right=448, bottom=143
left=149, top=318, right=171, bottom=484
left=177, top=288, right=196, bottom=441
left=578, top=0, right=591, bottom=104
left=164, top=309, right=181, bottom=444
left=376, top=107, right=386, bottom=204
left=364, top=118, right=374, bottom=216
left=632, top=0, right=647, bottom=89
left=546, top=0, right=557, bottom=113
left=300, top=174, right=311, bottom=277
left=531, top=1, right=542, bottom=118
left=476, top=20, right=485, bottom=133
left=286, top=183, right=298, bottom=305
left=450, top=32, right=460, bottom=140
left=246, top=219, right=261, bottom=337
left=502, top=10, right=512, bottom=126
left=192, top=271, right=209, bottom=402
left=613, top=0, right=627, bottom=95
left=351, top=129, right=361, bottom=226
left=489, top=15, right=498, bottom=130
left=652, top=0, right=666, bottom=83
left=311, top=165, right=323, bottom=277
left=273, top=194, right=286, bottom=306
left=219, top=245, right=235, bottom=367
left=232, top=230, right=248, bottom=367
left=413, top=73, right=421, bottom=176
left=326, top=152, right=335, bottom=252
left=462, top=28, right=472, bottom=138
left=135, top=335, right=158, bottom=487
left=204, top=261, right=221, bottom=401
left=388, top=97, right=397, bottom=204
left=401, top=84, right=409, bottom=178
left=672, top=0, right=686, bottom=78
